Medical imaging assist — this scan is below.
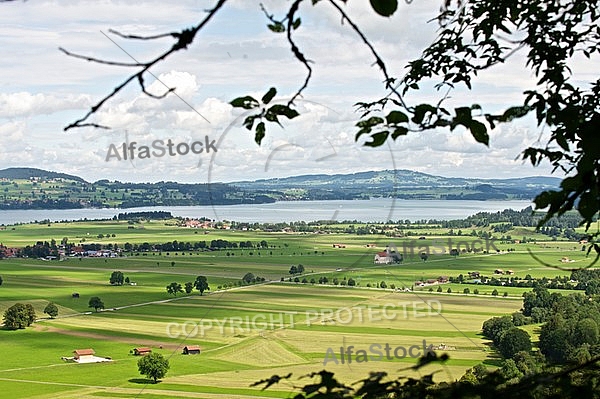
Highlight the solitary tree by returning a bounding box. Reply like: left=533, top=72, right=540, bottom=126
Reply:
left=166, top=282, right=183, bottom=296
left=109, top=271, right=124, bottom=285
left=3, top=303, right=36, bottom=329
left=43, top=302, right=59, bottom=318
left=194, top=276, right=209, bottom=296
left=88, top=296, right=104, bottom=312
left=137, top=352, right=169, bottom=383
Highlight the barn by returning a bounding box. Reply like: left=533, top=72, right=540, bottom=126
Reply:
left=182, top=345, right=201, bottom=355
left=73, top=349, right=95, bottom=362
left=133, top=347, right=152, bottom=356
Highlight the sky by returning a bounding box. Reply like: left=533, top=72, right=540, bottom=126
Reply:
left=0, top=0, right=589, bottom=184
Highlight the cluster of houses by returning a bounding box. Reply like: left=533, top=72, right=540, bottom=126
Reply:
left=182, top=219, right=216, bottom=229
left=0, top=244, right=18, bottom=258
left=68, top=246, right=120, bottom=258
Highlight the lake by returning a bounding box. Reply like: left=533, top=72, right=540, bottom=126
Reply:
left=0, top=199, right=533, bottom=225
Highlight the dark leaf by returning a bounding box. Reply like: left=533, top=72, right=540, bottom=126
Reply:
left=254, top=122, right=266, bottom=145
left=385, top=110, right=409, bottom=124
left=261, top=87, right=277, bottom=105
left=469, top=120, right=489, bottom=145
left=391, top=126, right=408, bottom=139
left=364, top=131, right=390, bottom=147
left=357, top=116, right=385, bottom=128
left=369, top=0, right=398, bottom=17
left=268, top=104, right=299, bottom=119
left=230, top=96, right=259, bottom=110
left=292, top=18, right=301, bottom=30
left=267, top=23, right=285, bottom=33
left=578, top=191, right=597, bottom=221
left=501, top=106, right=531, bottom=122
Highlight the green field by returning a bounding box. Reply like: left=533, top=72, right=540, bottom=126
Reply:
left=0, top=220, right=591, bottom=398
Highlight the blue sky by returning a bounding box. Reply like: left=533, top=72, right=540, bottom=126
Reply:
left=0, top=0, right=581, bottom=184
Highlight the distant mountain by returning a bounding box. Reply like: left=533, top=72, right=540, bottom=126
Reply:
left=232, top=169, right=561, bottom=201
left=0, top=167, right=88, bottom=183
left=0, top=167, right=562, bottom=210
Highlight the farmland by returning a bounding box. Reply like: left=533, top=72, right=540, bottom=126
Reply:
left=0, top=219, right=591, bottom=398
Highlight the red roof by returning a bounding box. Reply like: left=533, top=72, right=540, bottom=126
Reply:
left=73, top=349, right=95, bottom=356
left=184, top=345, right=200, bottom=351
left=134, top=347, right=152, bottom=353
left=376, top=251, right=389, bottom=257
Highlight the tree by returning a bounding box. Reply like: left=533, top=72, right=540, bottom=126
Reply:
left=296, top=264, right=305, bottom=274
left=483, top=316, right=514, bottom=345
left=0, top=275, right=3, bottom=286
left=43, top=302, right=59, bottom=318
left=184, top=281, right=194, bottom=294
left=498, top=327, right=532, bottom=359
left=137, top=352, right=169, bottom=383
left=194, top=276, right=209, bottom=295
left=242, top=272, right=255, bottom=284
left=3, top=303, right=36, bottom=329
left=492, top=289, right=499, bottom=296
left=166, top=282, right=183, bottom=296
left=109, top=271, right=124, bottom=285
left=289, top=265, right=298, bottom=275
left=88, top=296, right=104, bottom=312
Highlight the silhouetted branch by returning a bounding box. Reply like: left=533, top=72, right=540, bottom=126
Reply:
left=286, top=0, right=312, bottom=106
left=108, top=29, right=179, bottom=41
left=58, top=47, right=142, bottom=67
left=63, top=0, right=228, bottom=131
left=328, top=0, right=408, bottom=109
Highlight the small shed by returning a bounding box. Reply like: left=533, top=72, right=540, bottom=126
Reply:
left=182, top=345, right=201, bottom=355
left=73, top=349, right=95, bottom=361
left=133, top=347, right=152, bottom=356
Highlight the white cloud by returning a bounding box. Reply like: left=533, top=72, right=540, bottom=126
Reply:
left=0, top=0, right=565, bottom=184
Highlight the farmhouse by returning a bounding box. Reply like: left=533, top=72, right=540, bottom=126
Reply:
left=374, top=251, right=392, bottom=264
left=133, top=347, right=152, bottom=356
left=182, top=345, right=201, bottom=355
left=373, top=249, right=402, bottom=264
left=73, top=349, right=95, bottom=362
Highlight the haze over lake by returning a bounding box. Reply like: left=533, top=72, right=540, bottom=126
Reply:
left=0, top=199, right=533, bottom=225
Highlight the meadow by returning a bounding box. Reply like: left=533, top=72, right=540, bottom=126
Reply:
left=0, top=219, right=590, bottom=398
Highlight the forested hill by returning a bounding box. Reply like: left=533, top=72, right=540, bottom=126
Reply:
left=231, top=169, right=560, bottom=201
left=0, top=167, right=87, bottom=183
left=0, top=167, right=560, bottom=210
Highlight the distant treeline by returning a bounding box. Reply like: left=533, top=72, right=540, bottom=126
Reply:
left=434, top=206, right=583, bottom=229
left=116, top=211, right=173, bottom=220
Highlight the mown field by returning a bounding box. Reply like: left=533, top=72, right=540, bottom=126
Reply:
left=0, top=220, right=591, bottom=398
